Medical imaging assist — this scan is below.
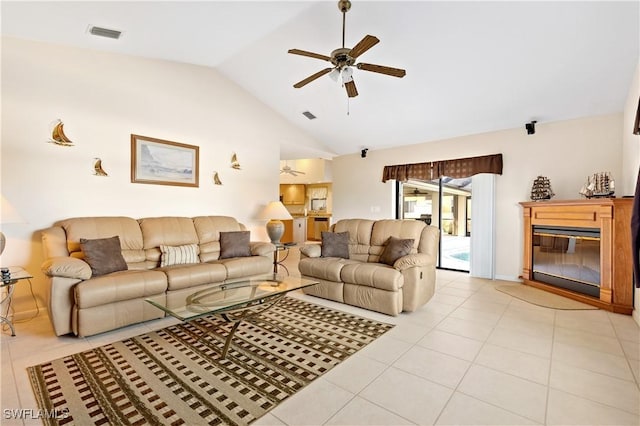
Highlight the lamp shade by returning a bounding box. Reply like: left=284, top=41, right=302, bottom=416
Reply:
left=1, top=195, right=25, bottom=256
left=258, top=201, right=293, bottom=221
left=258, top=201, right=293, bottom=245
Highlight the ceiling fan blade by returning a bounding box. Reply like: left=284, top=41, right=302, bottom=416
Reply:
left=288, top=49, right=332, bottom=62
left=357, top=62, right=406, bottom=78
left=293, top=68, right=333, bottom=88
left=344, top=80, right=358, bottom=98
left=349, top=35, right=380, bottom=59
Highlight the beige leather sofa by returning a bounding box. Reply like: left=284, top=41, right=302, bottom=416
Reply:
left=298, top=219, right=439, bottom=316
left=41, top=216, right=274, bottom=337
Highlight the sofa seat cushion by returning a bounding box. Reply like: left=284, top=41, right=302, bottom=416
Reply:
left=299, top=257, right=361, bottom=282
left=216, top=256, right=272, bottom=280
left=75, top=270, right=167, bottom=309
left=159, top=262, right=227, bottom=291
left=340, top=263, right=404, bottom=292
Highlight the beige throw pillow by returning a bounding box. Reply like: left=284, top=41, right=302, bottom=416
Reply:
left=379, top=237, right=414, bottom=266
left=159, top=244, right=199, bottom=267
left=80, top=236, right=128, bottom=276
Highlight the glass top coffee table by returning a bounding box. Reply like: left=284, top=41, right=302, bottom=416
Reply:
left=146, top=274, right=317, bottom=359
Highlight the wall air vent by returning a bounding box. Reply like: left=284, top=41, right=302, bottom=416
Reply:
left=302, top=111, right=317, bottom=120
left=89, top=26, right=122, bottom=40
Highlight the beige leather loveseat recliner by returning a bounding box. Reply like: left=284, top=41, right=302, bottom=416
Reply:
left=298, top=219, right=439, bottom=316
left=41, top=216, right=274, bottom=337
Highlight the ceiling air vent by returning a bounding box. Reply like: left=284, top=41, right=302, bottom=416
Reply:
left=302, top=111, right=316, bottom=120
left=89, top=26, right=122, bottom=40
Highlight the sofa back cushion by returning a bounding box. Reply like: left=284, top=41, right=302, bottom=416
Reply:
left=138, top=217, right=198, bottom=268
left=193, top=216, right=245, bottom=262
left=333, top=219, right=375, bottom=262
left=58, top=217, right=146, bottom=269
left=369, top=220, right=425, bottom=263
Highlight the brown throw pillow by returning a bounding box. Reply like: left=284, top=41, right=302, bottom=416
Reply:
left=219, top=231, right=251, bottom=259
left=379, top=236, right=414, bottom=266
left=80, top=236, right=128, bottom=276
left=321, top=231, right=349, bottom=259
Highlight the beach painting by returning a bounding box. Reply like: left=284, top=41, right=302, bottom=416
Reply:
left=131, top=134, right=199, bottom=187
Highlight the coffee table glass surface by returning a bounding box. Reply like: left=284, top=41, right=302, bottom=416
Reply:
left=145, top=274, right=317, bottom=321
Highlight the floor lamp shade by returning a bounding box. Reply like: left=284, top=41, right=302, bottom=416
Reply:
left=1, top=195, right=25, bottom=256
left=258, top=201, right=293, bottom=244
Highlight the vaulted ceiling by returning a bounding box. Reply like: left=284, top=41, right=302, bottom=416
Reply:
left=2, top=1, right=638, bottom=160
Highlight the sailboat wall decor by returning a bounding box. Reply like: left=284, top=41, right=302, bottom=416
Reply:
left=93, top=158, right=108, bottom=176
left=48, top=119, right=74, bottom=146
left=231, top=153, right=241, bottom=170
left=213, top=171, right=222, bottom=185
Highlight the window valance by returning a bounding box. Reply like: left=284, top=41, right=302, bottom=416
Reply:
left=382, top=153, right=503, bottom=183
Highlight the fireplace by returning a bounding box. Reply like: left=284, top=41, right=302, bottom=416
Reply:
left=520, top=199, right=634, bottom=314
left=532, top=225, right=600, bottom=297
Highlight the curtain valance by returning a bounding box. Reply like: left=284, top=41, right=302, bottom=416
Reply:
left=382, top=153, right=503, bottom=183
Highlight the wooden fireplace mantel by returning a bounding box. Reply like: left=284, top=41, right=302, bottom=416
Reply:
left=520, top=198, right=634, bottom=314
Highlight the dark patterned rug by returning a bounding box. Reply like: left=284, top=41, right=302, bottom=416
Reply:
left=28, top=297, right=393, bottom=426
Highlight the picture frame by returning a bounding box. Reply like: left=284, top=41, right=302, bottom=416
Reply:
left=131, top=134, right=199, bottom=187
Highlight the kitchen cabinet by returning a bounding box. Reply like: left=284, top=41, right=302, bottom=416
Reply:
left=307, top=217, right=315, bottom=240
left=313, top=217, right=329, bottom=240
left=280, top=184, right=305, bottom=205
left=281, top=220, right=293, bottom=244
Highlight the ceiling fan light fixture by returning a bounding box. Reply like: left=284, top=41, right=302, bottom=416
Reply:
left=341, top=67, right=353, bottom=83
left=329, top=68, right=340, bottom=82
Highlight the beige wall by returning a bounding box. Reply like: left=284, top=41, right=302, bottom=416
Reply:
left=0, top=37, right=320, bottom=313
left=622, top=60, right=640, bottom=324
left=332, top=114, right=624, bottom=282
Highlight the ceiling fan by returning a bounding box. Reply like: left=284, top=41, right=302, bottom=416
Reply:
left=288, top=0, right=406, bottom=98
left=280, top=162, right=306, bottom=176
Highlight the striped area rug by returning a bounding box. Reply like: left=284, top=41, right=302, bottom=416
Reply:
left=28, top=297, right=393, bottom=426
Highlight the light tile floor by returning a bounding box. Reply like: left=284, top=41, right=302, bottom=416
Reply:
left=2, top=248, right=639, bottom=425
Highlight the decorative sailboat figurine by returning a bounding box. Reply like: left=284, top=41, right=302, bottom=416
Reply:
left=231, top=153, right=241, bottom=170
left=213, top=171, right=222, bottom=185
left=48, top=119, right=74, bottom=146
left=93, top=158, right=108, bottom=176
left=530, top=176, right=555, bottom=201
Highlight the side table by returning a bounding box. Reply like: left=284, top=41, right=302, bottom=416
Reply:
left=1, top=266, right=33, bottom=336
left=273, top=244, right=295, bottom=275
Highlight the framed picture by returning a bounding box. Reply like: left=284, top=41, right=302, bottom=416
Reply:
left=131, top=134, right=199, bottom=187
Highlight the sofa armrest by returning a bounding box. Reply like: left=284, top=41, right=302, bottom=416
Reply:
left=394, top=253, right=435, bottom=271
left=250, top=242, right=276, bottom=257
left=42, top=257, right=92, bottom=280
left=300, top=244, right=321, bottom=258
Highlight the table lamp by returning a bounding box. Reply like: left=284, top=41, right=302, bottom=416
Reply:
left=258, top=201, right=293, bottom=245
left=1, top=195, right=25, bottom=256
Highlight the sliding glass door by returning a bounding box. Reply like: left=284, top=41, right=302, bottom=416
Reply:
left=398, top=178, right=472, bottom=272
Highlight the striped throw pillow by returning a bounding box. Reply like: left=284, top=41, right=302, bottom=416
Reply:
left=159, top=244, right=199, bottom=267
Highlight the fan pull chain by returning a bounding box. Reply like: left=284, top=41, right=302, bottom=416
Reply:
left=347, top=97, right=350, bottom=116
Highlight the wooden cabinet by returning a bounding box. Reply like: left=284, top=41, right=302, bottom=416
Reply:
left=307, top=217, right=315, bottom=240
left=280, top=184, right=305, bottom=205
left=520, top=198, right=633, bottom=314
left=281, top=220, right=293, bottom=244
